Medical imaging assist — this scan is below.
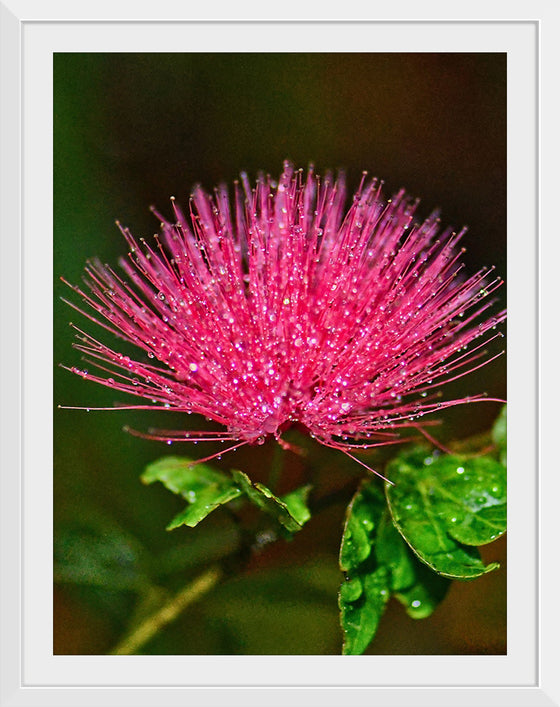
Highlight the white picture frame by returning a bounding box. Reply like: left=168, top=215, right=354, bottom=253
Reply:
left=1, top=2, right=555, bottom=706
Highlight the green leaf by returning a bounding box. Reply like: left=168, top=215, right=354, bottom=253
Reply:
left=280, top=485, right=312, bottom=527
left=375, top=508, right=451, bottom=619
left=375, top=509, right=416, bottom=592
left=142, top=456, right=243, bottom=529
left=142, top=457, right=312, bottom=533
left=54, top=516, right=149, bottom=591
left=166, top=484, right=243, bottom=529
left=394, top=559, right=451, bottom=619
left=141, top=456, right=231, bottom=500
left=339, top=567, right=391, bottom=655
left=492, top=405, right=507, bottom=467
left=338, top=481, right=391, bottom=655
left=339, top=481, right=386, bottom=573
left=386, top=448, right=504, bottom=579
left=230, top=470, right=308, bottom=533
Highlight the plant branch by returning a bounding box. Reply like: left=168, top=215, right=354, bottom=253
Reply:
left=109, top=565, right=223, bottom=655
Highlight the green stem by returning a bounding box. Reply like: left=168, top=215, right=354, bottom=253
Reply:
left=267, top=442, right=285, bottom=492
left=109, top=565, right=223, bottom=655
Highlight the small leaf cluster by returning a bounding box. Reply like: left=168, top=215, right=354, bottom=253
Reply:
left=339, top=406, right=507, bottom=653
left=141, top=458, right=311, bottom=535
left=338, top=481, right=451, bottom=655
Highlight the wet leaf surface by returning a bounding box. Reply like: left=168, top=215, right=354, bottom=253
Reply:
left=338, top=481, right=391, bottom=655
left=280, top=485, right=313, bottom=527
left=142, top=457, right=312, bottom=533
left=386, top=447, right=505, bottom=578
left=231, top=470, right=310, bottom=533
left=141, top=457, right=232, bottom=500
left=338, top=480, right=452, bottom=654
left=142, top=456, right=242, bottom=528
left=166, top=485, right=243, bottom=529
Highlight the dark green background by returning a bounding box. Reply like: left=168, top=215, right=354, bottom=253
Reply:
left=54, top=53, right=506, bottom=655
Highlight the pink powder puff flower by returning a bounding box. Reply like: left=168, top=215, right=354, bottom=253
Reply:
left=61, top=161, right=506, bottom=471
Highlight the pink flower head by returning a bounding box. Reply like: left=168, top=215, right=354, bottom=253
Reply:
left=62, top=162, right=505, bottom=464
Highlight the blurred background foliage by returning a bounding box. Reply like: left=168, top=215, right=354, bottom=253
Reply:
left=54, top=52, right=506, bottom=655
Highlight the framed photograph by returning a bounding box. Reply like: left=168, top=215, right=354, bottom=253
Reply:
left=1, top=3, right=554, bottom=706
